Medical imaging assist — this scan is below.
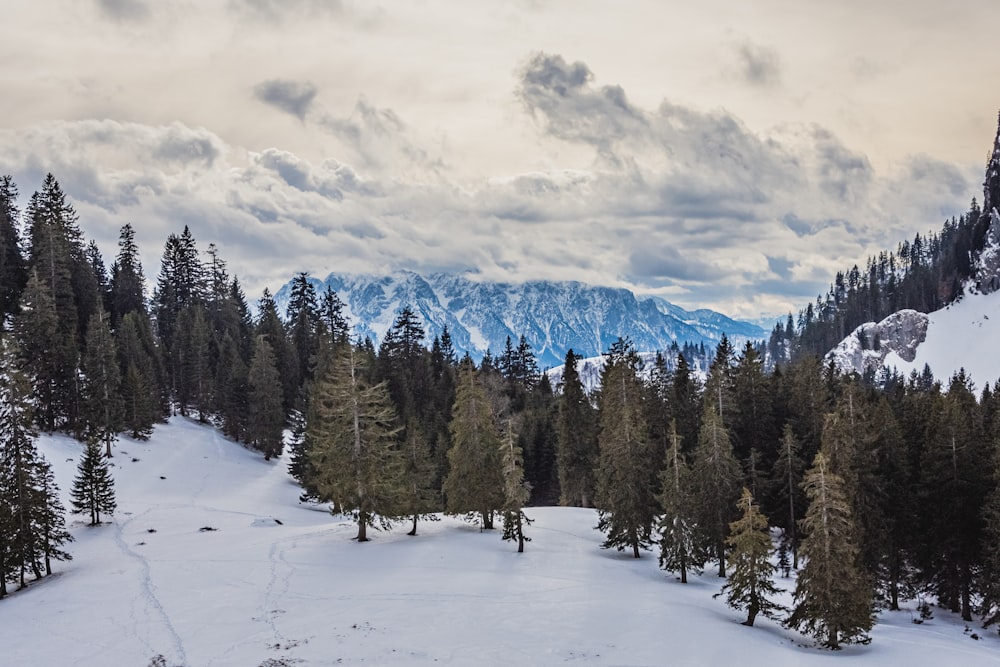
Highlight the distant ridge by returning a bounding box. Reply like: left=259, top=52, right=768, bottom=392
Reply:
left=275, top=271, right=765, bottom=367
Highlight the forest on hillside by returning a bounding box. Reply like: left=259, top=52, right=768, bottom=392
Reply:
left=3, top=119, right=1000, bottom=649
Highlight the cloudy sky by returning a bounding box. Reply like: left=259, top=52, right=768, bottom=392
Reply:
left=1, top=0, right=997, bottom=320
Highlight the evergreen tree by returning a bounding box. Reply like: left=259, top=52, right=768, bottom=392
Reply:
left=500, top=417, right=532, bottom=552
left=786, top=452, right=873, bottom=650
left=0, top=175, right=27, bottom=322
left=981, top=430, right=1000, bottom=633
left=691, top=403, right=742, bottom=576
left=15, top=272, right=63, bottom=431
left=556, top=349, right=598, bottom=507
left=247, top=335, right=286, bottom=460
left=70, top=439, right=117, bottom=525
left=116, top=312, right=159, bottom=439
left=319, top=285, right=350, bottom=345
left=657, top=420, right=704, bottom=583
left=716, top=488, right=784, bottom=626
left=595, top=338, right=658, bottom=559
left=81, top=308, right=123, bottom=457
left=770, top=423, right=805, bottom=569
left=307, top=343, right=404, bottom=541
left=109, top=223, right=147, bottom=327
left=399, top=419, right=439, bottom=536
left=0, top=337, right=72, bottom=589
left=443, top=360, right=504, bottom=529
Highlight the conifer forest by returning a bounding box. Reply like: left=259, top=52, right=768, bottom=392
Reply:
left=4, top=121, right=1000, bottom=655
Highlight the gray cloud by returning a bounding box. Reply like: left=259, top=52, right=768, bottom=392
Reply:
left=228, top=0, right=343, bottom=22
left=95, top=0, right=151, bottom=23
left=253, top=79, right=318, bottom=121
left=735, top=41, right=782, bottom=87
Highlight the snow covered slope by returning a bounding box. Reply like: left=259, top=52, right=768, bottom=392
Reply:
left=274, top=271, right=765, bottom=368
left=6, top=420, right=1000, bottom=666
left=827, top=290, right=1000, bottom=388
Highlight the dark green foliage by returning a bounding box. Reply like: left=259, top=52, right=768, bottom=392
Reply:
left=595, top=338, right=657, bottom=559
left=691, top=403, right=742, bottom=576
left=444, top=361, right=504, bottom=529
left=500, top=418, right=532, bottom=552
left=399, top=419, right=439, bottom=536
left=0, top=337, right=72, bottom=591
left=109, top=223, right=147, bottom=327
left=247, top=336, right=285, bottom=460
left=769, top=423, right=805, bottom=569
left=658, top=421, right=704, bottom=583
left=0, top=175, right=27, bottom=321
left=307, top=343, right=404, bottom=541
left=71, top=440, right=117, bottom=525
left=116, top=312, right=160, bottom=439
left=82, top=308, right=123, bottom=457
left=786, top=452, right=873, bottom=650
left=555, top=349, right=598, bottom=507
left=716, top=488, right=784, bottom=626
left=15, top=272, right=64, bottom=431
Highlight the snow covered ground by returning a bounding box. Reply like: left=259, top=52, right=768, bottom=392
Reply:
left=885, top=289, right=1000, bottom=389
left=4, top=418, right=1000, bottom=666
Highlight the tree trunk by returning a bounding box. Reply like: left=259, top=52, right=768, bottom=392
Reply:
left=632, top=542, right=640, bottom=559
left=828, top=628, right=839, bottom=650
left=717, top=540, right=726, bottom=577
left=680, top=550, right=688, bottom=584
left=961, top=562, right=973, bottom=622
left=356, top=512, right=368, bottom=542
left=407, top=513, right=418, bottom=536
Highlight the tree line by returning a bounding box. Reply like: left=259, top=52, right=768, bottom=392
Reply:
left=4, top=172, right=1000, bottom=650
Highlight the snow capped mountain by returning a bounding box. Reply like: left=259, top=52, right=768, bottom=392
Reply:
left=274, top=271, right=766, bottom=368
left=825, top=310, right=929, bottom=378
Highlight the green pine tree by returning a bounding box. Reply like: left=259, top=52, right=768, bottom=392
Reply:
left=247, top=335, right=285, bottom=460
left=82, top=308, right=123, bottom=457
left=657, top=420, right=705, bottom=583
left=715, top=488, right=784, bottom=626
left=770, top=423, right=805, bottom=569
left=70, top=439, right=117, bottom=525
left=400, top=419, right=439, bottom=536
left=500, top=417, right=532, bottom=552
left=595, top=338, right=658, bottom=559
left=307, top=343, right=404, bottom=541
left=786, top=451, right=873, bottom=650
left=443, top=360, right=504, bottom=529
left=555, top=349, right=598, bottom=507
left=691, top=403, right=742, bottom=576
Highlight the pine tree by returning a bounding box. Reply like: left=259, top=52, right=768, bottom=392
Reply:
left=109, top=223, right=147, bottom=327
left=15, top=271, right=63, bottom=431
left=770, top=423, right=805, bottom=569
left=981, top=430, right=1000, bottom=633
left=716, top=488, right=784, bottom=626
left=555, top=349, right=598, bottom=507
left=0, top=175, right=28, bottom=322
left=444, top=360, right=504, bottom=529
left=657, top=420, right=704, bottom=583
left=595, top=338, right=658, bottom=559
left=0, top=336, right=72, bottom=588
left=70, top=439, right=117, bottom=525
left=500, top=417, right=532, bottom=552
left=307, top=343, right=404, bottom=541
left=399, top=419, right=439, bottom=536
left=247, top=335, right=286, bottom=460
left=786, top=452, right=873, bottom=650
left=691, top=403, right=742, bottom=576
left=82, top=308, right=123, bottom=457
left=116, top=312, right=159, bottom=439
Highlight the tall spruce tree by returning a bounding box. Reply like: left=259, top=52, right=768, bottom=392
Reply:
left=116, top=312, right=159, bottom=439
left=82, top=308, right=123, bottom=457
left=770, top=423, right=805, bottom=569
left=307, top=343, right=404, bottom=541
left=595, top=338, right=658, bottom=559
left=691, top=403, right=742, bottom=577
left=247, top=335, right=285, bottom=460
left=70, top=440, right=117, bottom=525
left=399, top=419, right=439, bottom=536
left=786, top=451, right=873, bottom=650
left=657, top=420, right=704, bottom=583
left=556, top=349, right=598, bottom=507
left=716, top=488, right=784, bottom=627
left=444, top=360, right=504, bottom=529
left=500, top=417, right=532, bottom=552
left=109, top=223, right=147, bottom=327
left=0, top=175, right=27, bottom=322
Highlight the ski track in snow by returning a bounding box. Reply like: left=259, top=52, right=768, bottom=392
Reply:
left=112, top=508, right=188, bottom=666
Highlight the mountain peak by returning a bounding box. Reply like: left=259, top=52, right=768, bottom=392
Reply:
left=274, top=272, right=765, bottom=367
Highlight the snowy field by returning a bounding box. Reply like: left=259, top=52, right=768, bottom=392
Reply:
left=4, top=418, right=1000, bottom=666
left=886, top=288, right=1000, bottom=389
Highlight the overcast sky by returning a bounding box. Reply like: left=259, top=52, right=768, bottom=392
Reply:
left=1, top=0, right=997, bottom=320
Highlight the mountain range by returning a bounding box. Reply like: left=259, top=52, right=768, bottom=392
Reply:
left=274, top=271, right=766, bottom=368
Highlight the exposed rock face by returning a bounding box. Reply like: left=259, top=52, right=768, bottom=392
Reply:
left=825, top=309, right=929, bottom=376
left=976, top=208, right=1000, bottom=294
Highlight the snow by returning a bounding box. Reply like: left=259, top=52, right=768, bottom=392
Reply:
left=6, top=419, right=1000, bottom=666
left=883, top=289, right=1000, bottom=388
